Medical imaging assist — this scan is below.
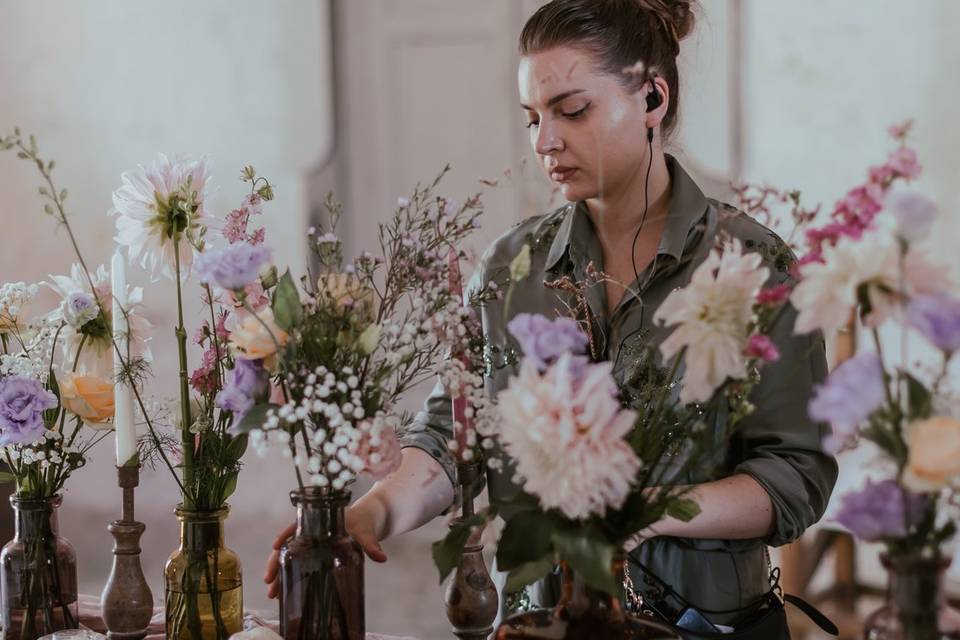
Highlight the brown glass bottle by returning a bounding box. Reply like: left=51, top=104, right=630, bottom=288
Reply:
left=279, top=488, right=364, bottom=640
left=0, top=494, right=79, bottom=640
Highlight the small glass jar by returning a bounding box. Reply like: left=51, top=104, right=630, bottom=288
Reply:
left=0, top=494, right=79, bottom=640
left=863, top=553, right=960, bottom=640
left=279, top=488, right=364, bottom=640
left=164, top=505, right=243, bottom=640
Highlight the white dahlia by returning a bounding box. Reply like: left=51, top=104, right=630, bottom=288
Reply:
left=111, top=153, right=212, bottom=280
left=655, top=240, right=769, bottom=404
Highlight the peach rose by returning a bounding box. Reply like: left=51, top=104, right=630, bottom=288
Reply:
left=317, top=273, right=376, bottom=323
left=226, top=307, right=289, bottom=367
left=59, top=372, right=115, bottom=427
left=903, top=416, right=960, bottom=492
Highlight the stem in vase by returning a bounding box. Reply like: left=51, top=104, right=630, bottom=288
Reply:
left=174, top=242, right=195, bottom=509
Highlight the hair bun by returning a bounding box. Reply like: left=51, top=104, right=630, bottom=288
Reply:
left=637, top=0, right=696, bottom=53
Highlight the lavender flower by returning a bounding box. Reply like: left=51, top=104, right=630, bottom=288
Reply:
left=195, top=243, right=272, bottom=292
left=834, top=479, right=928, bottom=541
left=216, top=358, right=269, bottom=430
left=906, top=293, right=960, bottom=355
left=507, top=313, right=589, bottom=371
left=0, top=376, right=56, bottom=446
left=886, top=190, right=938, bottom=243
left=809, top=351, right=886, bottom=453
left=61, top=291, right=99, bottom=329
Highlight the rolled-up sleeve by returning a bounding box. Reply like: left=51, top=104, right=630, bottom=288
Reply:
left=398, top=377, right=458, bottom=489
left=732, top=302, right=839, bottom=547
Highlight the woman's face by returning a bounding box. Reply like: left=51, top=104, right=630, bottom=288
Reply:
left=518, top=46, right=654, bottom=203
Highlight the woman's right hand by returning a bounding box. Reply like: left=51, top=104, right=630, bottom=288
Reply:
left=346, top=500, right=389, bottom=563
left=263, top=500, right=389, bottom=600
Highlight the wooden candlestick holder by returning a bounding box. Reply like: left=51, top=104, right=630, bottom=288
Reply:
left=99, top=465, right=154, bottom=639
left=444, top=461, right=498, bottom=640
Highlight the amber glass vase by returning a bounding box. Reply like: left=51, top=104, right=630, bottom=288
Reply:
left=164, top=505, right=243, bottom=640
left=0, top=494, right=78, bottom=640
left=863, top=553, right=960, bottom=640
left=495, top=562, right=678, bottom=640
left=279, top=488, right=364, bottom=640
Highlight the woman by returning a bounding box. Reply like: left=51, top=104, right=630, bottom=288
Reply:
left=265, top=0, right=837, bottom=629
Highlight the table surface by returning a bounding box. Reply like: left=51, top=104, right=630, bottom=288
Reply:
left=77, top=595, right=418, bottom=640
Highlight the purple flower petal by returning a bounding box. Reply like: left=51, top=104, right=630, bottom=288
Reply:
left=507, top=313, right=588, bottom=371
left=906, top=293, right=960, bottom=354
left=809, top=351, right=885, bottom=453
left=0, top=376, right=56, bottom=446
left=834, top=479, right=928, bottom=541
left=216, top=358, right=269, bottom=428
left=195, top=243, right=272, bottom=292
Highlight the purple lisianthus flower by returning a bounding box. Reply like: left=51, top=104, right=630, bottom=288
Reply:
left=195, top=243, right=272, bottom=292
left=906, top=293, right=960, bottom=355
left=809, top=351, right=885, bottom=453
left=886, top=190, right=938, bottom=243
left=0, top=376, right=57, bottom=446
left=507, top=313, right=589, bottom=371
left=216, top=358, right=269, bottom=430
left=834, top=479, right=928, bottom=541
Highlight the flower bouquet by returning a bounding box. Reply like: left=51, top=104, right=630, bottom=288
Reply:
left=2, top=129, right=281, bottom=639
left=108, top=155, right=288, bottom=640
left=0, top=132, right=157, bottom=639
left=433, top=235, right=793, bottom=637
left=229, top=170, right=485, bottom=639
left=774, top=121, right=960, bottom=639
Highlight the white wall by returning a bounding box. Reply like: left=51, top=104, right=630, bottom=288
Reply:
left=743, top=0, right=959, bottom=264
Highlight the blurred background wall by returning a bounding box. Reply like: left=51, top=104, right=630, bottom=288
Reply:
left=1, top=1, right=958, bottom=638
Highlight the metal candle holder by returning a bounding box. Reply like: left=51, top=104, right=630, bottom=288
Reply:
left=99, top=465, right=154, bottom=639
left=444, top=461, right=498, bottom=640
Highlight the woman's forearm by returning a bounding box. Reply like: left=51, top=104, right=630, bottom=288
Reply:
left=648, top=473, right=776, bottom=541
left=351, top=446, right=456, bottom=540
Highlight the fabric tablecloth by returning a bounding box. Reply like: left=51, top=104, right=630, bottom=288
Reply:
left=76, top=595, right=417, bottom=640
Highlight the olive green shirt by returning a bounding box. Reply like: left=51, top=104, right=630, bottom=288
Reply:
left=400, top=156, right=837, bottom=619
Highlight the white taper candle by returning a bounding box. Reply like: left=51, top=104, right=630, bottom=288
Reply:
left=111, top=250, right=137, bottom=466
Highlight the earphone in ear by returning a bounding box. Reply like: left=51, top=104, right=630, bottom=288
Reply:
left=645, top=81, right=663, bottom=112
left=645, top=79, right=661, bottom=143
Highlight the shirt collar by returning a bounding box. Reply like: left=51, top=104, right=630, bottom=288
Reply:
left=545, top=154, right=708, bottom=272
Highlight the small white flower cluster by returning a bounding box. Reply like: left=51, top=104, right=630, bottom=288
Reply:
left=250, top=365, right=369, bottom=492
left=439, top=357, right=502, bottom=469
left=378, top=317, right=426, bottom=367
left=0, top=281, right=38, bottom=327
left=0, top=353, right=46, bottom=381
left=423, top=295, right=475, bottom=350
left=3, top=430, right=82, bottom=470
left=0, top=312, right=61, bottom=381
left=378, top=280, right=453, bottom=369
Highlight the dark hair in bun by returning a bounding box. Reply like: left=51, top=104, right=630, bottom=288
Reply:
left=519, top=0, right=697, bottom=138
